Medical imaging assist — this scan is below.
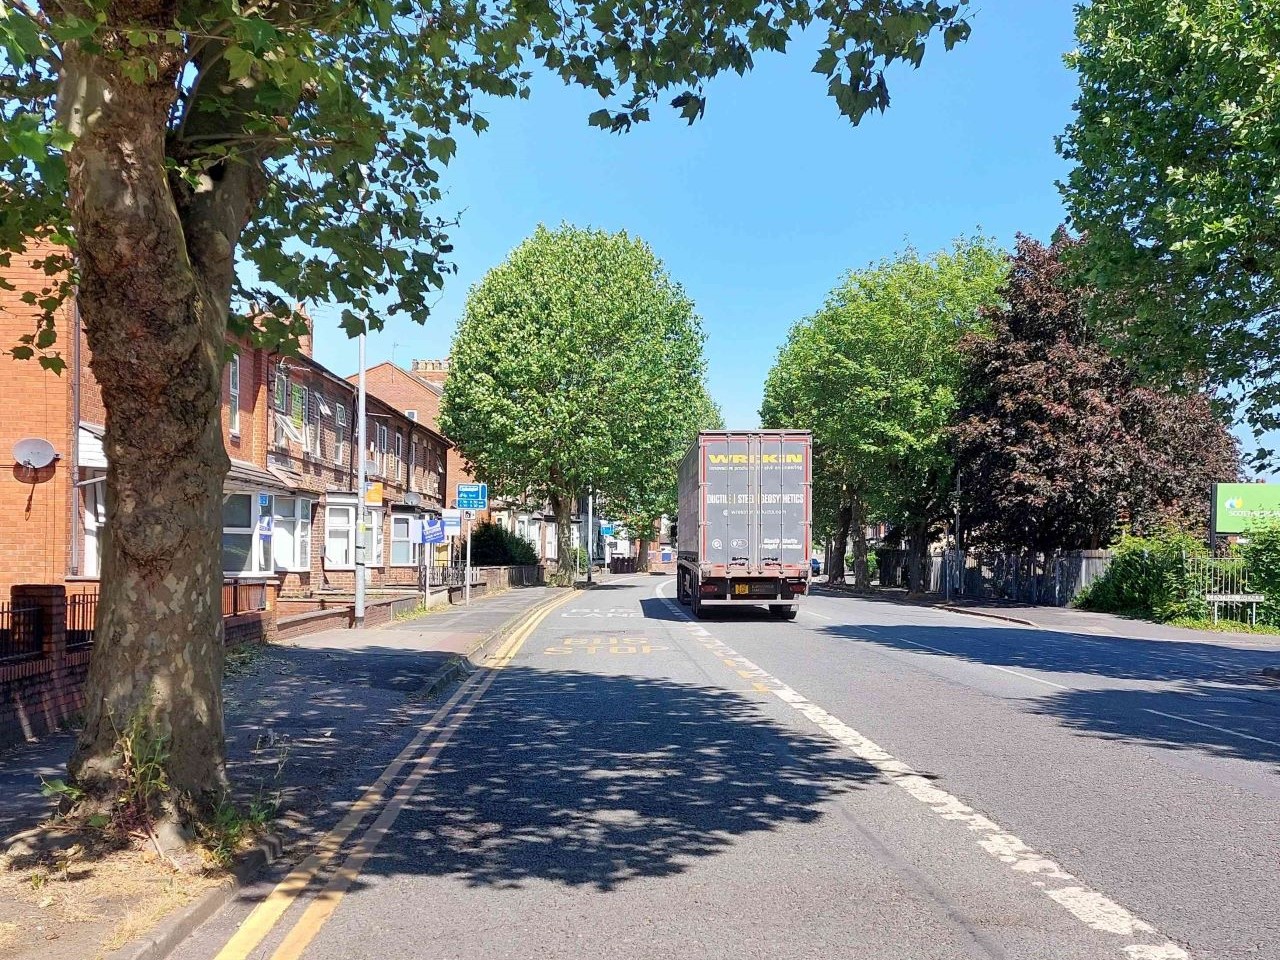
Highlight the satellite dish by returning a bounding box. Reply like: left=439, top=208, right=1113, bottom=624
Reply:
left=403, top=491, right=422, bottom=507
left=13, top=438, right=57, bottom=469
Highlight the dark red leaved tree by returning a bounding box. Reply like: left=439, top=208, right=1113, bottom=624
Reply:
left=952, top=234, right=1239, bottom=554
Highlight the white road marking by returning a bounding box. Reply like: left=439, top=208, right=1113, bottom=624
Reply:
left=1141, top=708, right=1280, bottom=749
left=653, top=580, right=1191, bottom=960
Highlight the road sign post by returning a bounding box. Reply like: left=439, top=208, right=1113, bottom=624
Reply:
left=465, top=510, right=474, bottom=605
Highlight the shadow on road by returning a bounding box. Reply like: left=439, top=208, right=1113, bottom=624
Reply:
left=815, top=622, right=1280, bottom=766
left=1030, top=685, right=1280, bottom=766
left=637, top=597, right=786, bottom=624
left=361, top=666, right=880, bottom=891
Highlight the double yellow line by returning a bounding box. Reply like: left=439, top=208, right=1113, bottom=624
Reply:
left=213, top=588, right=579, bottom=960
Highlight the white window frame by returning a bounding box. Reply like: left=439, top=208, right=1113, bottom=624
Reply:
left=409, top=441, right=416, bottom=491
left=377, top=423, right=388, bottom=476
left=274, top=409, right=305, bottom=449
left=334, top=403, right=348, bottom=465
left=324, top=500, right=357, bottom=570
left=390, top=512, right=419, bottom=567
left=368, top=507, right=384, bottom=567
left=81, top=472, right=106, bottom=577
left=272, top=496, right=313, bottom=572
left=404, top=409, right=418, bottom=421
left=273, top=367, right=288, bottom=411
left=228, top=353, right=241, bottom=436
left=395, top=432, right=404, bottom=483
left=305, top=390, right=321, bottom=458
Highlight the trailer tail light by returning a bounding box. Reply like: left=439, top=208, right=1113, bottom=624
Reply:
left=789, top=580, right=807, bottom=595
left=700, top=583, right=719, bottom=595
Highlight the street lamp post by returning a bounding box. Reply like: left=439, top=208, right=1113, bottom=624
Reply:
left=354, top=332, right=367, bottom=624
left=586, top=488, right=593, bottom=585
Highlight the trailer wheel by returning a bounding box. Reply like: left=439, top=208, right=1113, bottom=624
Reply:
left=677, top=570, right=691, bottom=606
left=770, top=605, right=798, bottom=621
left=691, top=582, right=703, bottom=619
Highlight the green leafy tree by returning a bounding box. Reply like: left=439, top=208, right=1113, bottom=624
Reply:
left=1058, top=1, right=1280, bottom=450
left=0, top=0, right=973, bottom=815
left=441, top=224, right=713, bottom=581
left=762, top=238, right=1005, bottom=589
left=611, top=390, right=721, bottom=571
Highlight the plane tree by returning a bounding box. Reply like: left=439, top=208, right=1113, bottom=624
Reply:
left=0, top=0, right=973, bottom=829
left=441, top=224, right=713, bottom=583
left=762, top=239, right=1005, bottom=590
left=1058, top=1, right=1280, bottom=456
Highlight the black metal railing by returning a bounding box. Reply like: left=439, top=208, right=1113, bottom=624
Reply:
left=66, top=594, right=97, bottom=650
left=0, top=603, right=43, bottom=663
left=422, top=562, right=481, bottom=589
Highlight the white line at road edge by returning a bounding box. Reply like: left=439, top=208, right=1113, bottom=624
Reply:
left=654, top=580, right=1191, bottom=960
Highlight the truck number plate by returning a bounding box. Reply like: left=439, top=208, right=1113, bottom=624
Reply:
left=734, top=583, right=750, bottom=596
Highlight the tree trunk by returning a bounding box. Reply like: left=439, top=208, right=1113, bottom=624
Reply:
left=636, top=536, right=651, bottom=572
left=62, top=46, right=261, bottom=818
left=549, top=492, right=576, bottom=582
left=906, top=520, right=929, bottom=594
left=850, top=498, right=870, bottom=590
left=828, top=501, right=853, bottom=584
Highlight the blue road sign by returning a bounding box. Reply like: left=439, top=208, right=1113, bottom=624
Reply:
left=456, top=482, right=488, bottom=510
left=422, top=518, right=446, bottom=545
left=600, top=523, right=614, bottom=536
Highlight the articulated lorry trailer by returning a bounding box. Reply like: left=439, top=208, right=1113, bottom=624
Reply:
left=675, top=430, right=813, bottom=619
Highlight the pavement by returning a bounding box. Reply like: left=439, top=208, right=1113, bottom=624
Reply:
left=0, top=583, right=558, bottom=869
left=164, top=576, right=1279, bottom=960
left=0, top=578, right=565, bottom=960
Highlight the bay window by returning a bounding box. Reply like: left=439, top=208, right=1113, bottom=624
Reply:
left=222, top=493, right=262, bottom=575
left=369, top=509, right=385, bottom=566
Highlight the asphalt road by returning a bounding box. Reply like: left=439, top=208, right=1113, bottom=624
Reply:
left=176, top=576, right=1280, bottom=960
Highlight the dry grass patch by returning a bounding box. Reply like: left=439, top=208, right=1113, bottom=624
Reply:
left=0, top=829, right=226, bottom=960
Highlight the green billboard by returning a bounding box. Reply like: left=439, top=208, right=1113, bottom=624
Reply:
left=1212, top=483, right=1280, bottom=535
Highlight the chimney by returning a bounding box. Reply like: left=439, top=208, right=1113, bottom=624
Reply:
left=296, top=304, right=314, bottom=358
left=410, top=357, right=450, bottom=385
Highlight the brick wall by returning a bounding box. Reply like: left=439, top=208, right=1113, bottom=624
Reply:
left=0, top=248, right=75, bottom=598
left=0, top=582, right=278, bottom=750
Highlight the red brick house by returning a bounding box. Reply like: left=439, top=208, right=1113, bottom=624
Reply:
left=0, top=249, right=451, bottom=601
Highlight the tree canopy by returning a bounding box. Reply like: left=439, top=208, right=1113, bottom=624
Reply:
left=951, top=235, right=1240, bottom=554
left=0, top=0, right=974, bottom=356
left=1058, top=0, right=1280, bottom=451
left=440, top=223, right=714, bottom=576
left=761, top=237, right=1006, bottom=585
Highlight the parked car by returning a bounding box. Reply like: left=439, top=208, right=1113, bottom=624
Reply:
left=810, top=558, right=821, bottom=576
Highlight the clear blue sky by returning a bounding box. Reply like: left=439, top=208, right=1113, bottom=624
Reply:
left=314, top=1, right=1080, bottom=430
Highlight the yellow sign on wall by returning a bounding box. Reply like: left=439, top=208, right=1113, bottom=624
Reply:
left=364, top=481, right=383, bottom=505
